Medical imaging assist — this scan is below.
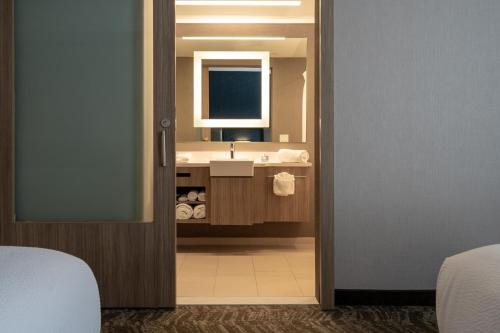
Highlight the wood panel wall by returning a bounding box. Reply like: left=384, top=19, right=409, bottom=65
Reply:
left=0, top=0, right=177, bottom=308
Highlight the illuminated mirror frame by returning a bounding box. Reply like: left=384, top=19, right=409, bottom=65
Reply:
left=193, top=51, right=270, bottom=128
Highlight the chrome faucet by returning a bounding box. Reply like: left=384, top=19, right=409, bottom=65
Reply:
left=230, top=142, right=236, bottom=159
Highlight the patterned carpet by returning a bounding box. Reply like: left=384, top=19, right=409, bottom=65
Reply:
left=102, top=305, right=438, bottom=333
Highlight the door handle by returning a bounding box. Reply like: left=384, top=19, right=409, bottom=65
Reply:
left=161, top=130, right=167, bottom=167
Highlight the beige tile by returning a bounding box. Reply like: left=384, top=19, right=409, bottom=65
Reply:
left=176, top=246, right=316, bottom=299
left=256, top=271, right=302, bottom=297
left=285, top=251, right=314, bottom=260
left=176, top=259, right=184, bottom=272
left=179, top=255, right=218, bottom=277
left=177, top=276, right=215, bottom=297
left=217, top=255, right=255, bottom=276
left=285, top=253, right=315, bottom=264
left=176, top=253, right=186, bottom=271
left=214, top=276, right=258, bottom=297
left=291, top=269, right=315, bottom=280
left=285, top=255, right=315, bottom=279
left=296, top=278, right=315, bottom=297
left=288, top=262, right=315, bottom=279
left=252, top=255, right=291, bottom=272
left=286, top=257, right=314, bottom=268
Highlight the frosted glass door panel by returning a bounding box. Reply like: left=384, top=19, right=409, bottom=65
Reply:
left=14, top=0, right=153, bottom=222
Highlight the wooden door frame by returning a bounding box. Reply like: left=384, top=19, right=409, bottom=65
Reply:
left=171, top=0, right=336, bottom=309
left=0, top=0, right=176, bottom=308
left=317, top=0, right=335, bottom=310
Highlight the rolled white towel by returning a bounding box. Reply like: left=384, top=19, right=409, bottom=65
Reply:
left=197, top=192, right=206, bottom=202
left=273, top=172, right=295, bottom=196
left=176, top=203, right=193, bottom=220
left=193, top=204, right=206, bottom=219
left=176, top=152, right=192, bottom=163
left=187, top=191, right=199, bottom=202
left=277, top=149, right=309, bottom=163
left=177, top=195, right=188, bottom=202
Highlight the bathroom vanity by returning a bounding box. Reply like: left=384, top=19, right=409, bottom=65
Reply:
left=174, top=31, right=315, bottom=227
left=176, top=160, right=311, bottom=225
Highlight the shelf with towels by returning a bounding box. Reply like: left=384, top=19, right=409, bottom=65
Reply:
left=176, top=186, right=207, bottom=222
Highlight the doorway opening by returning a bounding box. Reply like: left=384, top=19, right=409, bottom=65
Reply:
left=174, top=0, right=319, bottom=305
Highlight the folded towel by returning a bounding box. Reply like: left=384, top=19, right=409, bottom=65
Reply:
left=198, top=192, right=207, bottom=201
left=273, top=172, right=295, bottom=196
left=193, top=204, right=206, bottom=219
left=177, top=195, right=188, bottom=202
left=197, top=192, right=206, bottom=202
left=176, top=203, right=193, bottom=220
left=176, top=152, right=192, bottom=163
left=277, top=149, right=309, bottom=163
left=187, top=191, right=199, bottom=202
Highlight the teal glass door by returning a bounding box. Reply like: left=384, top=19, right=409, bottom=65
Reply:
left=14, top=0, right=154, bottom=222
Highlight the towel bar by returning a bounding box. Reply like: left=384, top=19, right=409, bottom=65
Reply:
left=266, top=175, right=306, bottom=178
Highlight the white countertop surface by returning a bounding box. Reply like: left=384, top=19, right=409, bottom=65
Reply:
left=176, top=151, right=312, bottom=168
left=176, top=161, right=312, bottom=168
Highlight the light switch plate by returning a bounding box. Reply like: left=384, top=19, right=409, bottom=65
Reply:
left=280, top=134, right=289, bottom=143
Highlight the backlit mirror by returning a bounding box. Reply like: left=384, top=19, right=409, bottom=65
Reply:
left=194, top=51, right=270, bottom=129
left=176, top=37, right=308, bottom=143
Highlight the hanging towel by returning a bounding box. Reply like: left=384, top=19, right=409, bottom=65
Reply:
left=176, top=152, right=192, bottom=163
left=273, top=172, right=295, bottom=196
left=277, top=149, right=309, bottom=163
left=187, top=190, right=199, bottom=202
left=177, top=195, right=188, bottom=203
left=193, top=204, right=206, bottom=219
left=197, top=192, right=206, bottom=202
left=176, top=203, right=193, bottom=220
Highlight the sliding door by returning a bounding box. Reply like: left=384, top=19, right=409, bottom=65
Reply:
left=0, top=0, right=176, bottom=307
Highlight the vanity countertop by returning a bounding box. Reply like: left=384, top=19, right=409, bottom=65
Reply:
left=176, top=151, right=312, bottom=168
left=176, top=161, right=312, bottom=168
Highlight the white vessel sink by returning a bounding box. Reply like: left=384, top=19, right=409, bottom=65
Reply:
left=209, top=159, right=255, bottom=177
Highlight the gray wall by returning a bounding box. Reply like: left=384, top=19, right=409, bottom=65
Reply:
left=334, top=0, right=500, bottom=289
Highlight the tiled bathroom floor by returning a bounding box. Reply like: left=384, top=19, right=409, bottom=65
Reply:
left=176, top=244, right=316, bottom=304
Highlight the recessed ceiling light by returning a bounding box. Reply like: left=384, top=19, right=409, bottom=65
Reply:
left=182, top=36, right=286, bottom=40
left=176, top=1, right=302, bottom=6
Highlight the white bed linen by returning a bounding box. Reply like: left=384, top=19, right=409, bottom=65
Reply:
left=437, top=245, right=500, bottom=333
left=0, top=246, right=100, bottom=333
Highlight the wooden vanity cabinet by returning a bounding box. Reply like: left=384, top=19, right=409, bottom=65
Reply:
left=210, top=167, right=310, bottom=225
left=177, top=166, right=311, bottom=225
left=176, top=167, right=210, bottom=187
left=210, top=177, right=256, bottom=225
left=256, top=167, right=310, bottom=223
